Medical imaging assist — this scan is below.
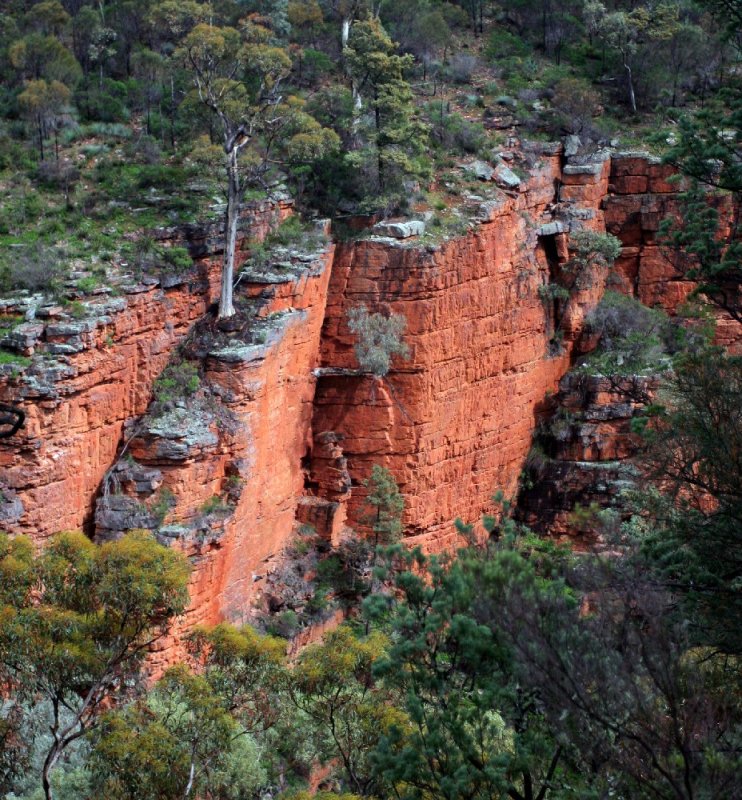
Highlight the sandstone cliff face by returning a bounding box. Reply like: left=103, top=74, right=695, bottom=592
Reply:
left=94, top=240, right=335, bottom=646
left=0, top=148, right=726, bottom=631
left=605, top=154, right=741, bottom=350
left=0, top=200, right=291, bottom=539
left=308, top=147, right=613, bottom=552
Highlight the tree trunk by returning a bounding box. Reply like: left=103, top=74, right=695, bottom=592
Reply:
left=219, top=148, right=239, bottom=319
left=42, top=746, right=59, bottom=800
left=37, top=118, right=44, bottom=162
left=342, top=17, right=351, bottom=48
left=169, top=76, right=176, bottom=150
left=624, top=56, right=637, bottom=113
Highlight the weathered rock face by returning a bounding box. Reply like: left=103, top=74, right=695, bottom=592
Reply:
left=604, top=154, right=741, bottom=350
left=0, top=200, right=291, bottom=540
left=515, top=371, right=659, bottom=544
left=1, top=148, right=737, bottom=638
left=91, top=243, right=335, bottom=661
left=307, top=148, right=614, bottom=552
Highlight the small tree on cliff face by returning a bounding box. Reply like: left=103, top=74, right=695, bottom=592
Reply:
left=0, top=530, right=190, bottom=800
left=362, top=465, right=404, bottom=552
left=563, top=229, right=622, bottom=289
left=347, top=305, right=409, bottom=377
left=361, top=465, right=404, bottom=616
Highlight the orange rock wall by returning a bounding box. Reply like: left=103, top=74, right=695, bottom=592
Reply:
left=186, top=252, right=335, bottom=628
left=3, top=150, right=731, bottom=634
left=310, top=152, right=612, bottom=551
left=141, top=251, right=335, bottom=670
left=0, top=200, right=291, bottom=540
left=605, top=154, right=741, bottom=349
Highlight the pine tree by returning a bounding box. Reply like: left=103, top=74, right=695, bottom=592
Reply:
left=344, top=17, right=429, bottom=202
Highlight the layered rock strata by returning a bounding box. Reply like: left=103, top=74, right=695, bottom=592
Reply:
left=0, top=200, right=291, bottom=538
left=307, top=146, right=614, bottom=552
left=93, top=237, right=335, bottom=648
left=604, top=153, right=741, bottom=349
left=1, top=148, right=734, bottom=630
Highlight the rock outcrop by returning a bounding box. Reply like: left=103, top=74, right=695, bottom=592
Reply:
left=605, top=153, right=741, bottom=350
left=92, top=235, right=335, bottom=655
left=307, top=146, right=613, bottom=552
left=1, top=148, right=737, bottom=635
left=516, top=371, right=659, bottom=545
left=0, top=199, right=291, bottom=539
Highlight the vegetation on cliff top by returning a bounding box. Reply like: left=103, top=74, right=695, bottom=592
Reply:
left=0, top=0, right=737, bottom=313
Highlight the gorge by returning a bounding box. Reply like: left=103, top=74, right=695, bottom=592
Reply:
left=0, top=146, right=734, bottom=638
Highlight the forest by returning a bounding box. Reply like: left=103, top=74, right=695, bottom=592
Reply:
left=0, top=0, right=741, bottom=798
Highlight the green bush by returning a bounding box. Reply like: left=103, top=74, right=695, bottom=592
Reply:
left=0, top=242, right=66, bottom=295
left=122, top=236, right=191, bottom=277
left=486, top=28, right=532, bottom=62
left=538, top=283, right=570, bottom=303
left=153, top=360, right=200, bottom=405
left=200, top=495, right=231, bottom=515
left=347, top=305, right=410, bottom=377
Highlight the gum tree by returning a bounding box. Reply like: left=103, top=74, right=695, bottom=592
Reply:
left=0, top=530, right=190, bottom=800
left=180, top=19, right=337, bottom=319
left=179, top=20, right=291, bottom=319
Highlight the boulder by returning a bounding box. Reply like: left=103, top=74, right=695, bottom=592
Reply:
left=495, top=165, right=521, bottom=190
left=462, top=160, right=495, bottom=181
left=564, top=135, right=581, bottom=157
left=372, top=220, right=426, bottom=239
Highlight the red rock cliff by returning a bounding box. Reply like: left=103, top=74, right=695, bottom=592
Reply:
left=0, top=200, right=291, bottom=539
left=308, top=147, right=613, bottom=552
left=2, top=148, right=729, bottom=631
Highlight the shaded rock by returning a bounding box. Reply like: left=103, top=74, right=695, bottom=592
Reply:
left=0, top=488, right=24, bottom=524
left=95, top=494, right=158, bottom=540
left=462, top=160, right=495, bottom=181
left=564, top=135, right=581, bottom=157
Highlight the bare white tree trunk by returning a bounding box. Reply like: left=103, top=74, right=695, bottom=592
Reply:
left=219, top=147, right=240, bottom=319
left=341, top=17, right=351, bottom=48
left=623, top=53, right=637, bottom=114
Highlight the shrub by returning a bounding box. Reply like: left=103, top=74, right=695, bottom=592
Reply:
left=550, top=77, right=603, bottom=136
left=266, top=609, right=300, bottom=638
left=446, top=53, right=478, bottom=84
left=125, top=134, right=161, bottom=165
left=266, top=215, right=324, bottom=250
left=485, top=29, right=532, bottom=62
left=347, top=305, right=410, bottom=377
left=426, top=104, right=488, bottom=155
left=76, top=80, right=130, bottom=123
left=538, top=283, right=570, bottom=303
left=123, top=236, right=191, bottom=277
left=563, top=229, right=622, bottom=289
left=0, top=242, right=66, bottom=295
left=200, top=495, right=231, bottom=515
left=149, top=487, right=175, bottom=526
left=581, top=291, right=687, bottom=374
left=153, top=360, right=200, bottom=405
